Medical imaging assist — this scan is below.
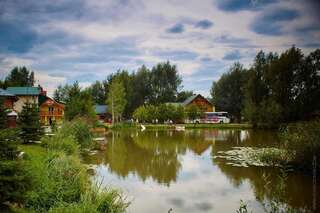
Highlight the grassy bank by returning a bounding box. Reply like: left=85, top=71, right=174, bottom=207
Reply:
left=106, top=123, right=252, bottom=130
left=15, top=120, right=128, bottom=212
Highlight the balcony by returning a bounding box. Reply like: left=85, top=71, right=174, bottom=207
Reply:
left=40, top=111, right=63, bottom=117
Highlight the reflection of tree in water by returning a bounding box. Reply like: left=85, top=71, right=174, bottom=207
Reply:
left=211, top=130, right=315, bottom=211
left=103, top=130, right=213, bottom=186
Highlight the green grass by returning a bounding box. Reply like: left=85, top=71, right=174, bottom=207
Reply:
left=19, top=144, right=47, bottom=160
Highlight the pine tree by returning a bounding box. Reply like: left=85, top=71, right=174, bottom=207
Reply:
left=18, top=103, right=42, bottom=143
left=0, top=129, right=31, bottom=206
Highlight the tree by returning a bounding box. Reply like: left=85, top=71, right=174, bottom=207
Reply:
left=211, top=63, right=247, bottom=122
left=0, top=98, right=8, bottom=129
left=186, top=105, right=202, bottom=122
left=18, top=103, right=42, bottom=143
left=5, top=66, right=35, bottom=87
left=107, top=78, right=127, bottom=123
left=150, top=61, right=182, bottom=104
left=0, top=129, right=31, bottom=206
left=87, top=81, right=106, bottom=105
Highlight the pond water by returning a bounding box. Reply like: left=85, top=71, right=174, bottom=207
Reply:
left=82, top=129, right=318, bottom=212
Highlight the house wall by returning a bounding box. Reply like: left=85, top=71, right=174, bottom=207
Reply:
left=40, top=100, right=64, bottom=125
left=188, top=96, right=214, bottom=112
left=13, top=95, right=38, bottom=113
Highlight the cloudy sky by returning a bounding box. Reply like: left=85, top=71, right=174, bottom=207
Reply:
left=0, top=0, right=319, bottom=97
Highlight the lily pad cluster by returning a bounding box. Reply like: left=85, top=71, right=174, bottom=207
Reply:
left=214, top=147, right=293, bottom=168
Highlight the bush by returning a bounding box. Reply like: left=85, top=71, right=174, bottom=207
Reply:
left=59, top=119, right=93, bottom=149
left=42, top=133, right=79, bottom=156
left=25, top=151, right=88, bottom=211
left=280, top=120, right=320, bottom=171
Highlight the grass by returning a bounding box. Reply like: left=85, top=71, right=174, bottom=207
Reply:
left=16, top=120, right=128, bottom=213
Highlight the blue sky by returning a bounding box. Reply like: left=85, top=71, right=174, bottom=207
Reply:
left=0, top=0, right=319, bottom=96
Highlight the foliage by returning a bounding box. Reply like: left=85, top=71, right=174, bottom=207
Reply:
left=42, top=134, right=79, bottom=156
left=63, top=82, right=96, bottom=121
left=185, top=104, right=202, bottom=121
left=133, top=104, right=185, bottom=123
left=150, top=61, right=182, bottom=104
left=211, top=63, right=247, bottom=122
left=4, top=66, right=35, bottom=87
left=0, top=129, right=31, bottom=205
left=107, top=77, right=127, bottom=123
left=212, top=47, right=320, bottom=127
left=0, top=98, right=8, bottom=129
left=23, top=121, right=128, bottom=212
left=280, top=120, right=320, bottom=171
left=18, top=103, right=43, bottom=143
left=58, top=119, right=93, bottom=149
left=243, top=47, right=320, bottom=127
left=25, top=151, right=89, bottom=211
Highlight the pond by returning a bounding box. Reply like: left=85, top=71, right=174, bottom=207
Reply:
left=82, top=129, right=318, bottom=212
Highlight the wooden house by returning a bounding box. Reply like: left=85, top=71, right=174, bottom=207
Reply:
left=40, top=97, right=65, bottom=125
left=182, top=94, right=215, bottom=112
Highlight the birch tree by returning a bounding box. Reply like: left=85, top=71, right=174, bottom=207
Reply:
left=107, top=78, right=126, bottom=123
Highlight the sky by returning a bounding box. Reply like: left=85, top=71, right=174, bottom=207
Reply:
left=0, top=0, right=319, bottom=97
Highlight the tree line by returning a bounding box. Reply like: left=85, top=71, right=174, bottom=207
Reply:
left=53, top=61, right=194, bottom=121
left=211, top=46, right=320, bottom=127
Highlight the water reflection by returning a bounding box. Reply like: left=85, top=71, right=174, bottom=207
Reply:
left=82, top=129, right=317, bottom=212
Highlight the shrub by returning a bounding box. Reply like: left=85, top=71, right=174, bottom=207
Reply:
left=25, top=151, right=88, bottom=211
left=42, top=133, right=79, bottom=156
left=280, top=120, right=320, bottom=171
left=59, top=119, right=93, bottom=149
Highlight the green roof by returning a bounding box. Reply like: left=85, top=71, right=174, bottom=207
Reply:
left=0, top=88, right=15, bottom=97
left=6, top=87, right=40, bottom=96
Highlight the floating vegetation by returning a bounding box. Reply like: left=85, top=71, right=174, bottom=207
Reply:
left=214, top=147, right=293, bottom=167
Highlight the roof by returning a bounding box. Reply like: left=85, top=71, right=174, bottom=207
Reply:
left=0, top=88, right=16, bottom=97
left=95, top=105, right=108, bottom=114
left=182, top=94, right=198, bottom=106
left=6, top=87, right=40, bottom=96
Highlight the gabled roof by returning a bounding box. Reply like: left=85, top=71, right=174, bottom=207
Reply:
left=182, top=94, right=213, bottom=106
left=0, top=88, right=16, bottom=97
left=95, top=105, right=108, bottom=114
left=182, top=94, right=198, bottom=106
left=6, top=87, right=40, bottom=96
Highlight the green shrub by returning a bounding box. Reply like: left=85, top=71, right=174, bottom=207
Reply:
left=58, top=119, right=93, bottom=149
left=280, top=120, right=320, bottom=171
left=42, top=134, right=79, bottom=156
left=25, top=151, right=88, bottom=211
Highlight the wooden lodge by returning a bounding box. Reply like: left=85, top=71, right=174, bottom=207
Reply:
left=40, top=97, right=65, bottom=125
left=182, top=94, right=215, bottom=112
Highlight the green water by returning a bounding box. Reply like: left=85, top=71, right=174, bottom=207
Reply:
left=82, top=129, right=318, bottom=212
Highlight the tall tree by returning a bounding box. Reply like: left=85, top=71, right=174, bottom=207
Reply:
left=87, top=81, right=106, bottom=105
left=211, top=63, right=247, bottom=122
left=150, top=61, right=182, bottom=104
left=107, top=78, right=126, bottom=123
left=18, top=103, right=42, bottom=143
left=5, top=66, right=35, bottom=87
